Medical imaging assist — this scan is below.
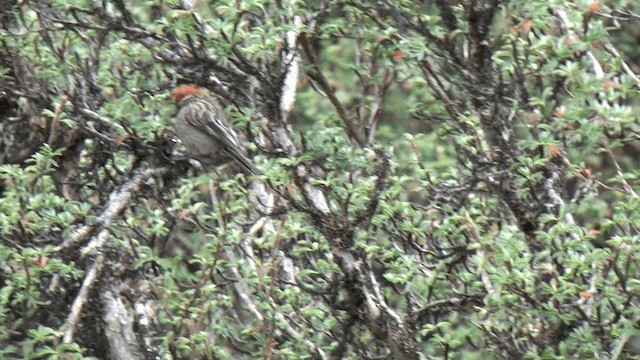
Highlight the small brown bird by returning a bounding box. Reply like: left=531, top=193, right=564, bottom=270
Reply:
left=172, top=86, right=259, bottom=175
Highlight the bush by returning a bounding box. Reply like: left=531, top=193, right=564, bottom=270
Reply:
left=1, top=0, right=640, bottom=359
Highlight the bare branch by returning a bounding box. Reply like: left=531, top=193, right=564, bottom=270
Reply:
left=101, top=288, right=146, bottom=360
left=62, top=254, right=105, bottom=344
left=280, top=2, right=302, bottom=121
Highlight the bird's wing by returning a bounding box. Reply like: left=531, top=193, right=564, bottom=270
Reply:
left=190, top=105, right=260, bottom=175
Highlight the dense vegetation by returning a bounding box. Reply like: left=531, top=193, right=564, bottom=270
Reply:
left=1, top=0, right=640, bottom=359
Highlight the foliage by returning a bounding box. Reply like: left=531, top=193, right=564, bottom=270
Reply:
left=1, top=0, right=640, bottom=359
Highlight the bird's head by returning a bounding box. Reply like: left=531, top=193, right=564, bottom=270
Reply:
left=172, top=86, right=204, bottom=105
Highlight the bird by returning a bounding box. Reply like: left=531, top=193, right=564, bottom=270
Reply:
left=171, top=85, right=260, bottom=175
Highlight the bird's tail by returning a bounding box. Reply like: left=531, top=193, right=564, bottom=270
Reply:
left=227, top=150, right=261, bottom=176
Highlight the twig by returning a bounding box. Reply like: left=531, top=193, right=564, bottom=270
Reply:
left=604, top=141, right=638, bottom=198
left=609, top=334, right=630, bottom=360
left=602, top=42, right=640, bottom=88
left=48, top=95, right=68, bottom=146
left=300, top=34, right=365, bottom=147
